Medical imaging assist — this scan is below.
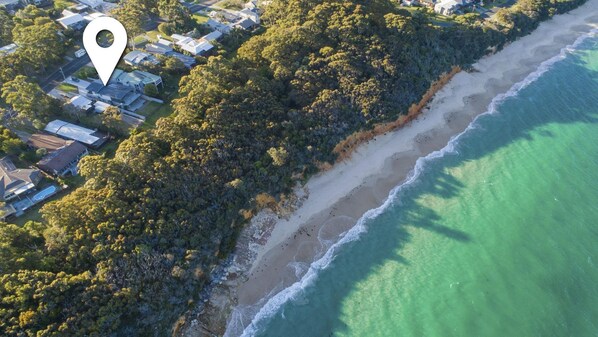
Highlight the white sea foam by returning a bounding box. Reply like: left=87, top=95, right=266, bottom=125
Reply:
left=230, top=28, right=598, bottom=337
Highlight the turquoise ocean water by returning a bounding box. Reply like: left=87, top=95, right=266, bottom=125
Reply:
left=241, top=34, right=598, bottom=337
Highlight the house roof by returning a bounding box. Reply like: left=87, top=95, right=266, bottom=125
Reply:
left=0, top=157, right=41, bottom=201
left=84, top=12, right=104, bottom=21
left=115, top=70, right=162, bottom=87
left=0, top=43, right=17, bottom=56
left=202, top=30, right=223, bottom=42
left=0, top=0, right=19, bottom=6
left=37, top=141, right=87, bottom=174
left=435, top=0, right=462, bottom=8
left=86, top=80, right=135, bottom=100
left=165, top=51, right=196, bottom=68
left=27, top=134, right=69, bottom=151
left=124, top=50, right=154, bottom=65
left=58, top=11, right=86, bottom=27
left=93, top=101, right=112, bottom=113
left=235, top=18, right=257, bottom=30
left=146, top=42, right=173, bottom=55
left=69, top=95, right=93, bottom=109
left=175, top=35, right=214, bottom=55
left=44, top=119, right=107, bottom=146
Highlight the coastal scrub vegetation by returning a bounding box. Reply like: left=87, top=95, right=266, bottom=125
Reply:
left=0, top=0, right=589, bottom=335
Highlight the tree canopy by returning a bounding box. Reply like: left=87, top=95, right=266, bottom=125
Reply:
left=0, top=0, right=589, bottom=335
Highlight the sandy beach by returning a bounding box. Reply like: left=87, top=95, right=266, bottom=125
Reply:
left=177, top=2, right=598, bottom=335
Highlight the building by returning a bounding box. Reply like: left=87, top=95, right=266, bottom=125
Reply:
left=37, top=141, right=88, bottom=176
left=434, top=0, right=462, bottom=14
left=206, top=19, right=232, bottom=34
left=57, top=10, right=87, bottom=30
left=244, top=0, right=258, bottom=10
left=172, top=34, right=215, bottom=56
left=123, top=50, right=160, bottom=66
left=93, top=101, right=113, bottom=113
left=68, top=3, right=88, bottom=11
left=0, top=157, right=41, bottom=202
left=0, top=0, right=21, bottom=10
left=27, top=134, right=69, bottom=152
left=234, top=17, right=258, bottom=30
left=112, top=69, right=163, bottom=92
left=145, top=39, right=196, bottom=68
left=76, top=0, right=102, bottom=9
left=69, top=95, right=93, bottom=112
left=0, top=43, right=18, bottom=56
left=83, top=12, right=104, bottom=21
left=145, top=39, right=174, bottom=54
left=81, top=81, right=144, bottom=111
left=44, top=119, right=108, bottom=148
left=239, top=8, right=260, bottom=24
left=202, top=30, right=223, bottom=42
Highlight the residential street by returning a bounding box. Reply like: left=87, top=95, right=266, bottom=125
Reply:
left=40, top=54, right=91, bottom=92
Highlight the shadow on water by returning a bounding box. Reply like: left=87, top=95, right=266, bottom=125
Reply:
left=256, top=50, right=598, bottom=336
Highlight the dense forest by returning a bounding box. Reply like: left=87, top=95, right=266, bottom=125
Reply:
left=0, top=0, right=588, bottom=335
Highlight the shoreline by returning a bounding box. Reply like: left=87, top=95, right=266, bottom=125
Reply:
left=177, top=2, right=598, bottom=336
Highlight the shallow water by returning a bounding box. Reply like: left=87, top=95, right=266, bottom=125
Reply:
left=246, top=36, right=598, bottom=337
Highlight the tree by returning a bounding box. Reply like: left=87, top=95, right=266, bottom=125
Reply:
left=163, top=56, right=186, bottom=74
left=102, top=106, right=124, bottom=136
left=158, top=0, right=191, bottom=29
left=1, top=75, right=53, bottom=122
left=112, top=0, right=150, bottom=47
left=0, top=8, right=13, bottom=46
left=267, top=146, right=288, bottom=166
left=0, top=126, right=26, bottom=156
left=12, top=6, right=65, bottom=73
left=143, top=83, right=159, bottom=97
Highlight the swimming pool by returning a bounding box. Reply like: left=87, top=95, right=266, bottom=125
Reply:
left=31, top=185, right=58, bottom=203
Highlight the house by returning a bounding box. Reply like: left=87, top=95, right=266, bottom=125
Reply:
left=37, top=141, right=88, bottom=176
left=234, top=17, right=258, bottom=30
left=206, top=19, right=232, bottom=34
left=93, top=101, right=113, bottom=113
left=57, top=10, right=87, bottom=30
left=27, top=134, right=69, bottom=152
left=123, top=50, right=160, bottom=66
left=0, top=43, right=17, bottom=56
left=244, top=0, right=258, bottom=10
left=30, top=0, right=54, bottom=7
left=434, top=0, right=462, bottom=14
left=172, top=34, right=214, bottom=56
left=145, top=39, right=196, bottom=68
left=76, top=0, right=102, bottom=9
left=145, top=39, right=174, bottom=54
left=83, top=12, right=104, bottom=21
left=165, top=51, right=196, bottom=68
left=68, top=3, right=88, bottom=11
left=112, top=69, right=163, bottom=92
left=239, top=8, right=260, bottom=24
left=0, top=157, right=41, bottom=202
left=0, top=0, right=21, bottom=11
left=81, top=80, right=144, bottom=111
left=202, top=30, right=223, bottom=42
left=69, top=95, right=93, bottom=112
left=44, top=119, right=108, bottom=148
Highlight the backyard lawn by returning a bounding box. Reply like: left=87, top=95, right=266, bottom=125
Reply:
left=193, top=13, right=210, bottom=25
left=138, top=102, right=173, bottom=129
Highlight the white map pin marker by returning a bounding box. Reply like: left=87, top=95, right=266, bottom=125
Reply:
left=83, top=17, right=127, bottom=86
